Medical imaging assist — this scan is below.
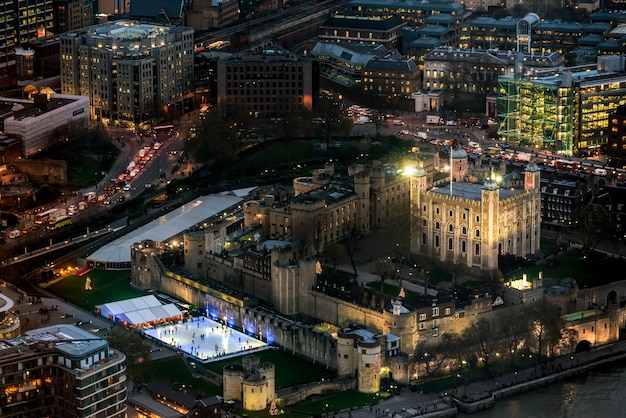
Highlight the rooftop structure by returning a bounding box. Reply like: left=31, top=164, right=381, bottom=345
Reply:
left=0, top=324, right=127, bottom=417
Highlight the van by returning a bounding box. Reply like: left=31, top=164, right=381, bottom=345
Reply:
left=592, top=168, right=607, bottom=176
left=9, top=230, right=21, bottom=239
left=78, top=202, right=87, bottom=211
left=416, top=132, right=428, bottom=140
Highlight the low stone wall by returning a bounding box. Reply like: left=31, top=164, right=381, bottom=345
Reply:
left=277, top=379, right=356, bottom=406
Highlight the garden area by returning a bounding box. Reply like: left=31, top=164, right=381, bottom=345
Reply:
left=46, top=269, right=145, bottom=311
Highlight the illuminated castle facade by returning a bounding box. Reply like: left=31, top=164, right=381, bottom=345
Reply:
left=410, top=148, right=542, bottom=274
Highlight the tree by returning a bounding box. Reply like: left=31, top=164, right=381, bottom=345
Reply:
left=107, top=327, right=152, bottom=365
left=464, top=316, right=499, bottom=373
left=184, top=108, right=238, bottom=168
left=323, top=242, right=347, bottom=274
left=272, top=104, right=313, bottom=142
left=292, top=212, right=325, bottom=257
left=371, top=258, right=394, bottom=292
left=314, top=96, right=350, bottom=154
left=415, top=338, right=451, bottom=389
left=528, top=300, right=565, bottom=359
left=343, top=227, right=360, bottom=278
left=497, top=306, right=532, bottom=367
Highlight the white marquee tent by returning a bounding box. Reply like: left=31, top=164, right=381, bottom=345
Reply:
left=96, top=294, right=183, bottom=327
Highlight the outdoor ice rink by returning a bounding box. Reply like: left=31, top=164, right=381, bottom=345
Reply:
left=143, top=316, right=268, bottom=363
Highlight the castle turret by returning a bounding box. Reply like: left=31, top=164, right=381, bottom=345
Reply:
left=336, top=332, right=358, bottom=379
left=480, top=177, right=500, bottom=272
left=354, top=171, right=371, bottom=233
left=356, top=338, right=382, bottom=393
left=450, top=146, right=468, bottom=182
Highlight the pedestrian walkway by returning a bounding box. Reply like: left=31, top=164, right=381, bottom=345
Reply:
left=333, top=340, right=626, bottom=418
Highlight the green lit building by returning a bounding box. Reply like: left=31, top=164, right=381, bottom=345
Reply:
left=497, top=55, right=626, bottom=156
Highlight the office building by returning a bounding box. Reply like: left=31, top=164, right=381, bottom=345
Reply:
left=54, top=0, right=93, bottom=33
left=215, top=48, right=316, bottom=116
left=0, top=0, right=55, bottom=86
left=608, top=104, right=626, bottom=167
left=319, top=14, right=406, bottom=50
left=497, top=55, right=626, bottom=156
left=60, top=20, right=194, bottom=125
left=0, top=324, right=127, bottom=417
left=362, top=57, right=419, bottom=96
left=423, top=46, right=564, bottom=95
left=2, top=93, right=88, bottom=158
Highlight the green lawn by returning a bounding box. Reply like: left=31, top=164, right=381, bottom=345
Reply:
left=503, top=248, right=626, bottom=289
left=204, top=349, right=335, bottom=389
left=46, top=269, right=146, bottom=311
left=129, top=357, right=222, bottom=397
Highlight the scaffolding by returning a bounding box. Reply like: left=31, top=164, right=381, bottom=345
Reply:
left=497, top=74, right=574, bottom=156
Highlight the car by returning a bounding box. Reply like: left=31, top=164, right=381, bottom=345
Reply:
left=446, top=120, right=458, bottom=126
left=398, top=129, right=410, bottom=135
left=145, top=183, right=153, bottom=188
left=123, top=184, right=131, bottom=191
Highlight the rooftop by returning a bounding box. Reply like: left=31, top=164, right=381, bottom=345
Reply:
left=8, top=324, right=106, bottom=357
left=429, top=181, right=525, bottom=200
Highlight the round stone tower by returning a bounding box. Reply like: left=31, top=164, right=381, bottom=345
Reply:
left=356, top=338, right=382, bottom=393
left=243, top=378, right=267, bottom=411
left=223, top=365, right=244, bottom=401
left=336, top=331, right=358, bottom=378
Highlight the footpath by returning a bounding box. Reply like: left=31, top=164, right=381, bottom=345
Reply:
left=325, top=337, right=626, bottom=418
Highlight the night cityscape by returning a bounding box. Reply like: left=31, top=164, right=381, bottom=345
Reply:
left=1, top=0, right=626, bottom=417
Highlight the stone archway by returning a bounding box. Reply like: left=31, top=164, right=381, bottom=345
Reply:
left=575, top=340, right=592, bottom=353
left=607, top=290, right=618, bottom=308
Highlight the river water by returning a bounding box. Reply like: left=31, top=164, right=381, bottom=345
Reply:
left=460, top=360, right=626, bottom=418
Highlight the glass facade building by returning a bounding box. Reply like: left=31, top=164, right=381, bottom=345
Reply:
left=497, top=55, right=626, bottom=156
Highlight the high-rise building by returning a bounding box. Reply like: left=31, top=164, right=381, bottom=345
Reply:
left=53, top=0, right=94, bottom=34
left=60, top=20, right=194, bottom=125
left=497, top=55, right=626, bottom=156
left=0, top=324, right=127, bottom=417
left=0, top=0, right=55, bottom=85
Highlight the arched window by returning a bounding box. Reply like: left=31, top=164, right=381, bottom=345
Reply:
left=475, top=243, right=480, bottom=255
left=435, top=221, right=440, bottom=230
left=448, top=224, right=454, bottom=232
left=462, top=226, right=467, bottom=235
left=475, top=229, right=480, bottom=238
left=448, top=237, right=453, bottom=250
left=461, top=240, right=466, bottom=253
left=435, top=235, right=440, bottom=247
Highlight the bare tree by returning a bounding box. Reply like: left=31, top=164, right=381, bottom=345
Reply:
left=415, top=338, right=451, bottom=388
left=314, top=96, right=350, bottom=154
left=528, top=300, right=565, bottom=359
left=343, top=227, right=360, bottom=278
left=371, top=258, right=394, bottom=292
left=323, top=242, right=347, bottom=274
left=497, top=306, right=532, bottom=367
left=464, top=316, right=499, bottom=373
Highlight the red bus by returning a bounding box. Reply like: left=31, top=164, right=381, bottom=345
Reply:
left=553, top=159, right=580, bottom=172
left=154, top=125, right=174, bottom=135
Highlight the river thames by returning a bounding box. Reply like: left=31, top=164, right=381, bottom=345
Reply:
left=460, top=360, right=626, bottom=417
